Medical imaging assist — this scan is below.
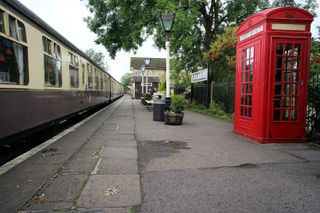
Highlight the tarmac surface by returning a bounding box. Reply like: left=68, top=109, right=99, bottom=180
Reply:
left=0, top=95, right=320, bottom=212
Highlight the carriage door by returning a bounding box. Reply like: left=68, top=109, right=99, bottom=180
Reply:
left=270, top=39, right=307, bottom=139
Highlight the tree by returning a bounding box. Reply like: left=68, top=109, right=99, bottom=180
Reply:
left=205, top=26, right=237, bottom=82
left=84, top=0, right=269, bottom=72
left=171, top=57, right=191, bottom=89
left=85, top=48, right=108, bottom=70
left=272, top=0, right=318, bottom=15
left=121, top=73, right=132, bottom=88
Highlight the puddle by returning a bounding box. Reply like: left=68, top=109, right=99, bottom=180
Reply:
left=137, top=140, right=190, bottom=170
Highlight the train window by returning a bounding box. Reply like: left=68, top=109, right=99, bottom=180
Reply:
left=9, top=16, right=17, bottom=39
left=0, top=10, right=5, bottom=34
left=82, top=64, right=85, bottom=86
left=96, top=76, right=99, bottom=89
left=88, top=70, right=93, bottom=89
left=44, top=55, right=62, bottom=87
left=42, top=36, right=52, bottom=54
left=54, top=43, right=61, bottom=59
left=68, top=52, right=73, bottom=64
left=100, top=74, right=103, bottom=90
left=95, top=70, right=99, bottom=90
left=17, top=21, right=27, bottom=42
left=0, top=36, right=29, bottom=85
left=69, top=65, right=79, bottom=88
left=74, top=55, right=79, bottom=66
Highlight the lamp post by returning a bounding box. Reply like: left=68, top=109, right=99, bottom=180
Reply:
left=160, top=12, right=175, bottom=98
left=144, top=57, right=151, bottom=94
left=141, top=64, right=145, bottom=96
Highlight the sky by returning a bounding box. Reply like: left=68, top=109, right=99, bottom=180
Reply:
left=18, top=0, right=320, bottom=82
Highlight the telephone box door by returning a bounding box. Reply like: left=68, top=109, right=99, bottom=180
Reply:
left=270, top=38, right=308, bottom=139
left=236, top=40, right=261, bottom=136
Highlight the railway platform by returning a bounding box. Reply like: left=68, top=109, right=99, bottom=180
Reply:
left=1, top=95, right=320, bottom=212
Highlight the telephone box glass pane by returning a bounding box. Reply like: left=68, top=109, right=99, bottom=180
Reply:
left=273, top=42, right=301, bottom=122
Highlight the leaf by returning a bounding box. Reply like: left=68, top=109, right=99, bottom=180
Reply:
left=105, top=187, right=120, bottom=197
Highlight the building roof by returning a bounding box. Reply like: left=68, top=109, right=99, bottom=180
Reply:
left=130, top=57, right=166, bottom=69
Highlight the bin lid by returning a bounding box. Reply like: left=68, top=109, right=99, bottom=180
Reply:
left=152, top=93, right=166, bottom=100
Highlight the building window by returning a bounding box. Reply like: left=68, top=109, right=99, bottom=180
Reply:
left=44, top=55, right=62, bottom=87
left=0, top=10, right=5, bottom=34
left=0, top=36, right=29, bottom=85
left=240, top=46, right=254, bottom=118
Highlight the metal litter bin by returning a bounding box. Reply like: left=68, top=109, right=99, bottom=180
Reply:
left=153, top=93, right=166, bottom=121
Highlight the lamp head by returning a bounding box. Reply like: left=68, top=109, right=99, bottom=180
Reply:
left=160, top=12, right=175, bottom=33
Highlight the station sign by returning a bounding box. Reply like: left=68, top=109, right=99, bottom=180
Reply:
left=191, top=68, right=208, bottom=83
left=141, top=83, right=152, bottom=86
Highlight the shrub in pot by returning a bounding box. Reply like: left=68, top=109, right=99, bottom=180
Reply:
left=164, top=95, right=187, bottom=125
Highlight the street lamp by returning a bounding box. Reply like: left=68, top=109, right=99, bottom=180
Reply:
left=160, top=12, right=175, bottom=97
left=144, top=57, right=151, bottom=94
left=141, top=64, right=146, bottom=95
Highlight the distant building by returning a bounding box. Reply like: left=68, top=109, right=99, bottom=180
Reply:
left=130, top=57, right=166, bottom=99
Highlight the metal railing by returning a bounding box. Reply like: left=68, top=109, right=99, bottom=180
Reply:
left=306, top=74, right=320, bottom=143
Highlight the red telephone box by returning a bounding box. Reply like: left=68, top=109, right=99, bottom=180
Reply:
left=233, top=7, right=313, bottom=143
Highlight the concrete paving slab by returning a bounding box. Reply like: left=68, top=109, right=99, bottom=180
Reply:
left=97, top=158, right=138, bottom=175
left=24, top=201, right=74, bottom=212
left=105, top=140, right=137, bottom=148
left=77, top=207, right=132, bottom=213
left=81, top=141, right=105, bottom=150
left=108, top=134, right=135, bottom=141
left=74, top=148, right=102, bottom=159
left=62, top=157, right=98, bottom=174
left=39, top=174, right=87, bottom=202
left=20, top=151, right=70, bottom=166
left=77, top=175, right=141, bottom=208
left=101, top=148, right=137, bottom=160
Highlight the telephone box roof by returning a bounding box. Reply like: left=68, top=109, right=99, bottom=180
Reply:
left=237, top=7, right=314, bottom=35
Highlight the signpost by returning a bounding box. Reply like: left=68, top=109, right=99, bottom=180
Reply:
left=191, top=68, right=208, bottom=83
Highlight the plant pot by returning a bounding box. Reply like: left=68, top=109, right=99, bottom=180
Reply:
left=164, top=112, right=184, bottom=125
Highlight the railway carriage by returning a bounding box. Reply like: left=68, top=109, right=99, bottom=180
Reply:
left=0, top=0, right=123, bottom=145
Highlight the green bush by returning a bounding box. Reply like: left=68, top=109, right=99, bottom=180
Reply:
left=170, top=95, right=188, bottom=113
left=186, top=100, right=233, bottom=120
